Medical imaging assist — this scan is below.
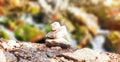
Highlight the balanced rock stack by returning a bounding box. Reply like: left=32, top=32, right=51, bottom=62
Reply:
left=46, top=22, right=70, bottom=48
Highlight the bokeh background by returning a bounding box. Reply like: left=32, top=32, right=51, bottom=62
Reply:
left=0, top=0, right=120, bottom=53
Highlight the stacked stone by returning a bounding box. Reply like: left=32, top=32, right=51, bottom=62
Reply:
left=46, top=22, right=70, bottom=48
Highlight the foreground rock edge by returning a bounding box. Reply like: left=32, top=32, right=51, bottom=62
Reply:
left=0, top=38, right=120, bottom=62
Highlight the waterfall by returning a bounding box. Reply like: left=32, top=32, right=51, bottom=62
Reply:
left=91, top=27, right=110, bottom=51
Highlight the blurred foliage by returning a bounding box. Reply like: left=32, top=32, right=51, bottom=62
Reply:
left=14, top=24, right=44, bottom=42
left=104, top=31, right=120, bottom=52
left=44, top=24, right=51, bottom=33
left=0, top=29, right=9, bottom=39
left=32, top=12, right=45, bottom=23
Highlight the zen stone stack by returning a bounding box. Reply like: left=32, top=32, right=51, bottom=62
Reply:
left=46, top=22, right=71, bottom=48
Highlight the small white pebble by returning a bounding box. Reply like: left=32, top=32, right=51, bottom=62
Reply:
left=46, top=26, right=67, bottom=38
left=51, top=22, right=61, bottom=30
left=46, top=30, right=64, bottom=38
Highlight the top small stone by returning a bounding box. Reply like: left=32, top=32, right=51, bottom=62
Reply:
left=51, top=22, right=61, bottom=30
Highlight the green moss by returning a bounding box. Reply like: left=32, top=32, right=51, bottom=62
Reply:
left=0, top=30, right=9, bottom=39
left=14, top=24, right=44, bottom=41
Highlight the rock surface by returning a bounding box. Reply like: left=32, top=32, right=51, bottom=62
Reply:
left=0, top=38, right=120, bottom=62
